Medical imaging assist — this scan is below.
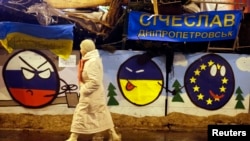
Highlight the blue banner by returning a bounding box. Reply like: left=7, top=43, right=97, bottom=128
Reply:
left=127, top=10, right=243, bottom=42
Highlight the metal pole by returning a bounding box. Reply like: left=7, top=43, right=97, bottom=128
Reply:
left=165, top=55, right=169, bottom=116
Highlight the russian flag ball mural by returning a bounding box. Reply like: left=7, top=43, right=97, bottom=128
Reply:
left=2, top=50, right=60, bottom=108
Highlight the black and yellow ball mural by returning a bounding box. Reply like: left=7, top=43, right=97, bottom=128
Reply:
left=117, top=55, right=164, bottom=106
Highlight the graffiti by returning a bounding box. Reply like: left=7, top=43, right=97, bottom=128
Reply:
left=184, top=54, right=235, bottom=110
left=117, top=54, right=164, bottom=106
left=0, top=50, right=249, bottom=117
left=1, top=49, right=78, bottom=108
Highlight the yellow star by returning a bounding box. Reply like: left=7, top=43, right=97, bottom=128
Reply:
left=206, top=98, right=213, bottom=105
left=193, top=85, right=200, bottom=92
left=221, top=77, right=228, bottom=84
left=197, top=93, right=204, bottom=100
left=216, top=64, right=221, bottom=70
left=194, top=69, right=201, bottom=76
left=208, top=60, right=214, bottom=67
left=190, top=77, right=196, bottom=83
left=200, top=64, right=207, bottom=70
left=219, top=86, right=226, bottom=93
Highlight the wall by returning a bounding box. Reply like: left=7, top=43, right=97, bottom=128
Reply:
left=0, top=49, right=249, bottom=117
left=167, top=52, right=250, bottom=116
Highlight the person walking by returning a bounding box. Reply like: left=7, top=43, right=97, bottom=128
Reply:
left=66, top=39, right=121, bottom=141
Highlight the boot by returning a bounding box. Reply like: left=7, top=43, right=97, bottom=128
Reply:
left=65, top=133, right=79, bottom=141
left=108, top=128, right=121, bottom=141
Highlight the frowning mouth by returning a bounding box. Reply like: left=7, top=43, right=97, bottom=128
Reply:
left=25, top=89, right=55, bottom=97
left=26, top=89, right=33, bottom=96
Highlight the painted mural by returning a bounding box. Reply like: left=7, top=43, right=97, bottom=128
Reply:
left=0, top=49, right=80, bottom=114
left=167, top=52, right=250, bottom=116
left=0, top=49, right=250, bottom=117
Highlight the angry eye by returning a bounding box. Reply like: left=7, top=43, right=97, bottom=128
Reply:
left=126, top=67, right=133, bottom=72
left=21, top=68, right=51, bottom=79
left=136, top=69, right=144, bottom=73
left=22, top=68, right=35, bottom=80
left=38, top=69, right=51, bottom=79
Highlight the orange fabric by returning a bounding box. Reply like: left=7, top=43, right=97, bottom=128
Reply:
left=77, top=60, right=86, bottom=84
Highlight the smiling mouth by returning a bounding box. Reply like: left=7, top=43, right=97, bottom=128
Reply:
left=126, top=80, right=136, bottom=91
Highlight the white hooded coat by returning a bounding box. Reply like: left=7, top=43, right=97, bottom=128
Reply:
left=70, top=49, right=114, bottom=134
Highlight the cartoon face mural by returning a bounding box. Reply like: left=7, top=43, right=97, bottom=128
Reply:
left=184, top=54, right=235, bottom=110
left=117, top=55, right=163, bottom=106
left=2, top=50, right=60, bottom=108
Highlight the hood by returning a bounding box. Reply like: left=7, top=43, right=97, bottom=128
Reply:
left=81, top=49, right=100, bottom=60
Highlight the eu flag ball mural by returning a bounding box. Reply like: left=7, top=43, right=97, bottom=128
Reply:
left=184, top=54, right=235, bottom=110
left=167, top=52, right=250, bottom=117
